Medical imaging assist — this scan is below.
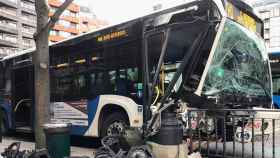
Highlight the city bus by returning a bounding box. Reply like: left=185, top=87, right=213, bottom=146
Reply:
left=0, top=0, right=272, bottom=138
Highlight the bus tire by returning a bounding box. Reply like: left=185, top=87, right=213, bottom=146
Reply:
left=100, top=112, right=129, bottom=138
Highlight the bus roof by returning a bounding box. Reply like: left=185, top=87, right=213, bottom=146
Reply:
left=1, top=0, right=212, bottom=62
left=1, top=0, right=258, bottom=62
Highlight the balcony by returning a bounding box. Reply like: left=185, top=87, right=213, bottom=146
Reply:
left=48, top=0, right=80, bottom=13
left=0, top=53, right=7, bottom=58
left=24, top=0, right=35, bottom=3
left=0, top=0, right=18, bottom=9
left=0, top=8, right=18, bottom=21
left=22, top=28, right=35, bottom=38
left=53, top=24, right=79, bottom=34
left=0, top=39, right=17, bottom=47
left=0, top=47, right=18, bottom=57
left=22, top=32, right=33, bottom=39
left=49, top=12, right=79, bottom=24
left=22, top=38, right=35, bottom=49
left=21, top=2, right=36, bottom=15
left=21, top=16, right=36, bottom=27
left=49, top=35, right=65, bottom=42
left=0, top=23, right=18, bottom=34
left=0, top=33, right=18, bottom=47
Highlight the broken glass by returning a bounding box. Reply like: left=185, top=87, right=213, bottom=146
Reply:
left=202, top=19, right=271, bottom=98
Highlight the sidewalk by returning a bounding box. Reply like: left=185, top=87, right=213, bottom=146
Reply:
left=0, top=136, right=95, bottom=157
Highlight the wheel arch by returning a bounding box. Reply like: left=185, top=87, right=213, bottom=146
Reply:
left=84, top=95, right=143, bottom=137
left=98, top=104, right=130, bottom=135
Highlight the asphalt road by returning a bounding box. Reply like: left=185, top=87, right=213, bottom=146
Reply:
left=0, top=133, right=99, bottom=157
left=2, top=132, right=280, bottom=158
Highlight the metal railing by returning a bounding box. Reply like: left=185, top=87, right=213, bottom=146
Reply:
left=185, top=109, right=280, bottom=158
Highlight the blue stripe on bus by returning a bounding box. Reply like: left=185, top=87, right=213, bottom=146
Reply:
left=69, top=96, right=100, bottom=136
left=70, top=125, right=88, bottom=135
left=273, top=95, right=280, bottom=109
left=87, top=96, right=100, bottom=128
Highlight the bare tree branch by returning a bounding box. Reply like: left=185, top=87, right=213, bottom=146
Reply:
left=47, top=0, right=75, bottom=31
left=34, top=0, right=74, bottom=39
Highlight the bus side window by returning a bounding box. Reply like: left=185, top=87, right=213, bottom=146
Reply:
left=95, top=72, right=104, bottom=95
left=116, top=69, right=128, bottom=96
left=127, top=68, right=140, bottom=98
left=103, top=71, right=113, bottom=94
left=73, top=74, right=87, bottom=100
left=88, top=73, right=96, bottom=99
left=109, top=70, right=117, bottom=93
left=147, top=33, right=164, bottom=77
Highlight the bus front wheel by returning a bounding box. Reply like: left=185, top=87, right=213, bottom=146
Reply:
left=100, top=112, right=129, bottom=138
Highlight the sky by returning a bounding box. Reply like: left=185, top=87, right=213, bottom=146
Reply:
left=76, top=0, right=186, bottom=24
left=76, top=0, right=259, bottom=25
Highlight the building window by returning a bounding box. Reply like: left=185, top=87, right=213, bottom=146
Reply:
left=264, top=19, right=269, bottom=24
left=22, top=38, right=35, bottom=47
left=70, top=11, right=77, bottom=17
left=0, top=19, right=17, bottom=29
left=7, top=0, right=17, bottom=3
left=60, top=31, right=71, bottom=38
left=0, top=33, right=17, bottom=43
left=273, top=8, right=280, bottom=17
left=63, top=10, right=70, bottom=16
left=57, top=19, right=70, bottom=27
left=50, top=7, right=57, bottom=13
left=265, top=39, right=270, bottom=48
left=21, top=12, right=36, bottom=23
left=22, top=25, right=35, bottom=34
left=0, top=47, right=18, bottom=56
left=0, top=6, right=17, bottom=16
left=50, top=30, right=60, bottom=36
left=70, top=22, right=77, bottom=29
left=21, top=1, right=35, bottom=11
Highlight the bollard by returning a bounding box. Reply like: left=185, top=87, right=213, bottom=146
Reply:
left=43, top=123, right=71, bottom=158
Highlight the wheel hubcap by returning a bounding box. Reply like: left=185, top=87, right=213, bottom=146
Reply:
left=107, top=121, right=125, bottom=136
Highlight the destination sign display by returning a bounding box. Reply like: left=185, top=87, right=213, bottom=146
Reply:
left=97, top=30, right=128, bottom=42
left=226, top=1, right=260, bottom=34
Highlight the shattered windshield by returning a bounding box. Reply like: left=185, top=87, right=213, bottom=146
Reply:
left=202, top=19, right=271, bottom=98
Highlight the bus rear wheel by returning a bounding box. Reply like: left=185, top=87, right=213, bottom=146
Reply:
left=101, top=112, right=129, bottom=138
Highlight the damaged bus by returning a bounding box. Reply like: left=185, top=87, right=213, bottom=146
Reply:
left=0, top=0, right=272, bottom=140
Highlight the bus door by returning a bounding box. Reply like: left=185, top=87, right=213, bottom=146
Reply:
left=11, top=65, right=34, bottom=131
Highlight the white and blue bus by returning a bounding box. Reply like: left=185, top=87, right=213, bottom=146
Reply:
left=0, top=0, right=272, bottom=138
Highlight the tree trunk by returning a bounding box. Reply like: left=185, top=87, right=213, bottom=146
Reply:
left=34, top=0, right=50, bottom=149
left=34, top=0, right=74, bottom=149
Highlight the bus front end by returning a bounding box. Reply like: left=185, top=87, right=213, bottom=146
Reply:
left=144, top=0, right=272, bottom=156
left=196, top=18, right=272, bottom=109
left=198, top=0, right=272, bottom=109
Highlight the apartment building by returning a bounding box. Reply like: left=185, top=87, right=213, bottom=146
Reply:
left=0, top=0, right=107, bottom=57
left=0, top=0, right=35, bottom=57
left=254, top=0, right=280, bottom=53
left=79, top=6, right=108, bottom=34
left=48, top=0, right=80, bottom=42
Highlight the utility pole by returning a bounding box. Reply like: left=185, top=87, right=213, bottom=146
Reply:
left=34, top=0, right=74, bottom=149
